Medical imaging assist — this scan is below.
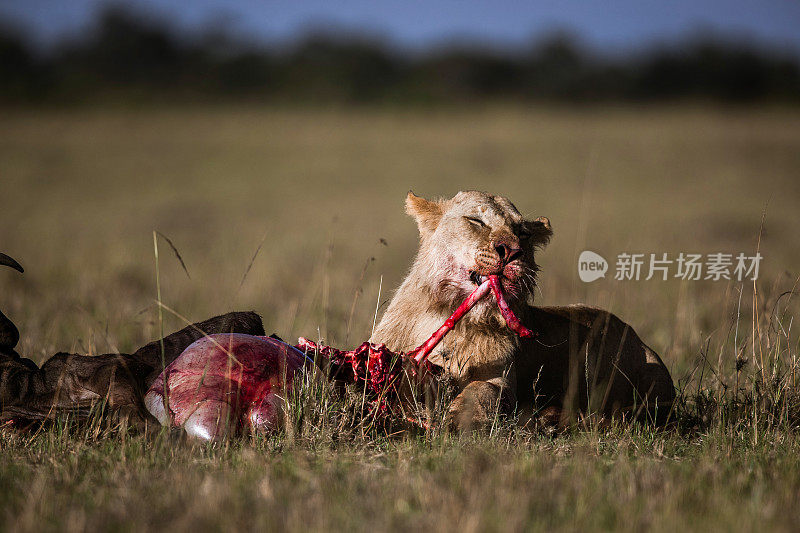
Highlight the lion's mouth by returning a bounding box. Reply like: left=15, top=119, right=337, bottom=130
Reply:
left=468, top=270, right=522, bottom=299
left=469, top=271, right=485, bottom=285
left=459, top=274, right=535, bottom=338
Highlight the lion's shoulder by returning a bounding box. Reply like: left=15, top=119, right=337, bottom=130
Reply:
left=528, top=304, right=620, bottom=330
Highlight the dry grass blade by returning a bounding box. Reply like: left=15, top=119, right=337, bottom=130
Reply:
left=239, top=229, right=269, bottom=291
left=155, top=230, right=191, bottom=280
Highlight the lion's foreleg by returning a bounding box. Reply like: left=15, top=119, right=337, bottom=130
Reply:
left=447, top=376, right=515, bottom=433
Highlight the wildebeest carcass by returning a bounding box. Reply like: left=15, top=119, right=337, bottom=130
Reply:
left=1, top=253, right=529, bottom=439
left=0, top=253, right=266, bottom=428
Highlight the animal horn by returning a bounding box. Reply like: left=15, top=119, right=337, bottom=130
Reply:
left=0, top=253, right=23, bottom=351
left=0, top=253, right=23, bottom=273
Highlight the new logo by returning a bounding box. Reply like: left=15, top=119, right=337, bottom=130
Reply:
left=578, top=251, right=608, bottom=282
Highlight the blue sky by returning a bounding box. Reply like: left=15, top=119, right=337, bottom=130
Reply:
left=2, top=0, right=800, bottom=54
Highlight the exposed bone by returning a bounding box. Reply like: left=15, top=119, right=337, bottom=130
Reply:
left=487, top=275, right=535, bottom=338
left=409, top=278, right=492, bottom=364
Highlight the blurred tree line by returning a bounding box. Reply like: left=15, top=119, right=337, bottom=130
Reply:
left=1, top=5, right=799, bottom=105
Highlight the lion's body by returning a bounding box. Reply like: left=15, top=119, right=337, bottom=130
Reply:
left=514, top=305, right=675, bottom=425
left=372, top=191, right=675, bottom=429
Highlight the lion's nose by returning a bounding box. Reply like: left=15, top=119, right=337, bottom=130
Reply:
left=494, top=242, right=521, bottom=264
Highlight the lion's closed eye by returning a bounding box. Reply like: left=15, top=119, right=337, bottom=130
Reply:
left=464, top=216, right=486, bottom=228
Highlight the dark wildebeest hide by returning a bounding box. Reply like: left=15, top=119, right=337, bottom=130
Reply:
left=0, top=253, right=265, bottom=427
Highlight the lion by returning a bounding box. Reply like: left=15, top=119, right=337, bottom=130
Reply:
left=371, top=191, right=675, bottom=431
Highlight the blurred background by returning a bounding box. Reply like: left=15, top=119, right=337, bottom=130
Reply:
left=1, top=1, right=798, bottom=379
left=2, top=0, right=800, bottom=104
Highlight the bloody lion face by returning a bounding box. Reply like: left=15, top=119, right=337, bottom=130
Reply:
left=405, top=190, right=552, bottom=320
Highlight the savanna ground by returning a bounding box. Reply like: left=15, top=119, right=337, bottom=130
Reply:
left=1, top=106, right=800, bottom=531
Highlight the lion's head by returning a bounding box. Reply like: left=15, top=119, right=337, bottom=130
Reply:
left=404, top=190, right=552, bottom=320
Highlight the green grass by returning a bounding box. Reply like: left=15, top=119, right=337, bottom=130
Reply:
left=1, top=105, right=800, bottom=531
left=3, top=426, right=800, bottom=531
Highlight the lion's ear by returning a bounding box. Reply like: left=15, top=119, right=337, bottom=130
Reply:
left=529, top=216, right=553, bottom=248
left=405, top=191, right=443, bottom=235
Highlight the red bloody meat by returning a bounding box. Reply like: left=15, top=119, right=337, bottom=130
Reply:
left=145, top=334, right=309, bottom=440
left=146, top=275, right=532, bottom=439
